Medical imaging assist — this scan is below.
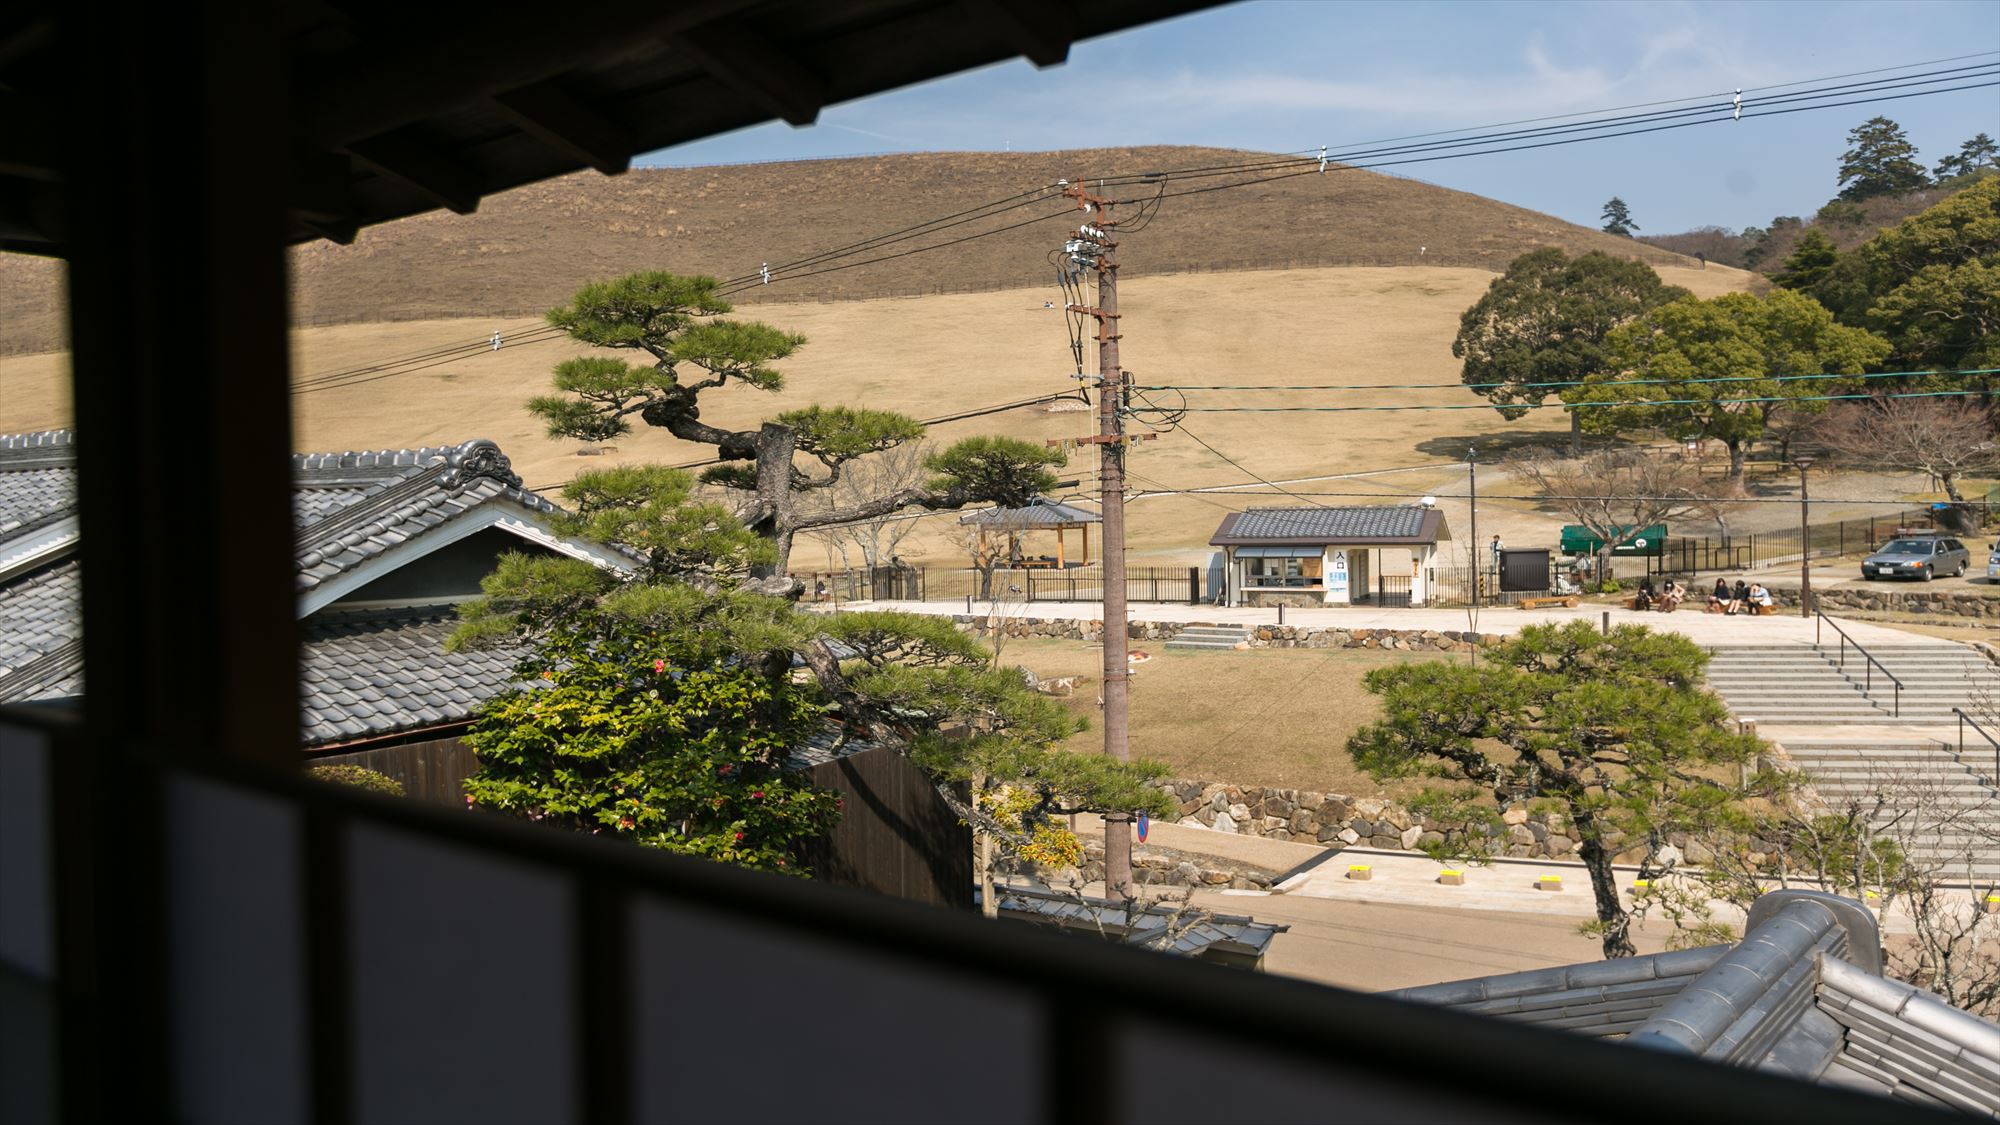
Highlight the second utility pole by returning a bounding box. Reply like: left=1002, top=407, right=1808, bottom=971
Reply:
left=1064, top=178, right=1133, bottom=901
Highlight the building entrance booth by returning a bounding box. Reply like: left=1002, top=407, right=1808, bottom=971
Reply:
left=1208, top=506, right=1451, bottom=608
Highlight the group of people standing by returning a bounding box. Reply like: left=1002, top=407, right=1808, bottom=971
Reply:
left=1632, top=576, right=1773, bottom=614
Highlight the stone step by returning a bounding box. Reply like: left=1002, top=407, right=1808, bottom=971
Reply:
left=1164, top=639, right=1246, bottom=650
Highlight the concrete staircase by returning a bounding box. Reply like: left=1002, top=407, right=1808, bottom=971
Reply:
left=1706, top=642, right=2000, bottom=725
left=1779, top=741, right=2000, bottom=884
left=1165, top=625, right=1251, bottom=652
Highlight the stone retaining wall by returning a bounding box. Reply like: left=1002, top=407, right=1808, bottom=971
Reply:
left=1072, top=839, right=1283, bottom=892
left=1791, top=585, right=2000, bottom=619
left=1154, top=778, right=1587, bottom=861
left=951, top=614, right=1497, bottom=653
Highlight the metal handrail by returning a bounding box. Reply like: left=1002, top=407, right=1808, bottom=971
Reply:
left=1952, top=706, right=2000, bottom=788
left=1814, top=611, right=1903, bottom=718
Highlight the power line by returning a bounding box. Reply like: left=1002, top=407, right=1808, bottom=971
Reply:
left=703, top=57, right=1995, bottom=303
left=1137, top=387, right=2000, bottom=413
left=1119, top=77, right=2000, bottom=210
left=1142, top=367, right=2000, bottom=393
left=1129, top=485, right=1971, bottom=508
left=1238, top=50, right=1999, bottom=156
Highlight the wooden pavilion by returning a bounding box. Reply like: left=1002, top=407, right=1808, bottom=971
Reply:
left=959, top=496, right=1101, bottom=569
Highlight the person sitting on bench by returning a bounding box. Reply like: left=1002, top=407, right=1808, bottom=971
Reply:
left=1552, top=573, right=1580, bottom=597
left=1731, top=579, right=1750, bottom=614
left=1748, top=582, right=1774, bottom=611
left=1660, top=579, right=1684, bottom=612
left=1708, top=577, right=1731, bottom=613
left=1634, top=577, right=1656, bottom=611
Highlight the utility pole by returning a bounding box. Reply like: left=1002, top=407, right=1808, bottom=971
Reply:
left=1466, top=445, right=1478, bottom=605
left=1055, top=179, right=1140, bottom=901
left=1795, top=455, right=1816, bottom=618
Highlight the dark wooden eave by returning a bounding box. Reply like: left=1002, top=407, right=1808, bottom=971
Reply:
left=0, top=0, right=1228, bottom=256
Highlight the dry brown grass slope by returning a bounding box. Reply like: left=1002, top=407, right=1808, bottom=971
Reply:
left=0, top=262, right=1752, bottom=568
left=0, top=145, right=1711, bottom=354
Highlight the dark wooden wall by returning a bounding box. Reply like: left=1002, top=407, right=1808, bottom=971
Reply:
left=801, top=748, right=973, bottom=911
left=312, top=735, right=972, bottom=909
left=311, top=735, right=479, bottom=806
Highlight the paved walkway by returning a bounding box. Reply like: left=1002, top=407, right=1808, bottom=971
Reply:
left=842, top=597, right=1932, bottom=648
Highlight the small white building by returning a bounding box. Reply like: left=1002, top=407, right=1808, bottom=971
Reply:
left=1209, top=506, right=1452, bottom=608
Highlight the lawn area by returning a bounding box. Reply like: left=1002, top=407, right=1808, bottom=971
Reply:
left=998, top=637, right=1456, bottom=796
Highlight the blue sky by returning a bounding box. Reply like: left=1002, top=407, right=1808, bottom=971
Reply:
left=642, top=1, right=1999, bottom=234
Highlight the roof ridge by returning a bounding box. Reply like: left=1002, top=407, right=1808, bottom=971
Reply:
left=0, top=636, right=85, bottom=705
left=0, top=429, right=75, bottom=451
left=294, top=444, right=457, bottom=473
left=0, top=429, right=79, bottom=472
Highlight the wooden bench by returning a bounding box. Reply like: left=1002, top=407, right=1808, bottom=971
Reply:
left=1517, top=595, right=1581, bottom=610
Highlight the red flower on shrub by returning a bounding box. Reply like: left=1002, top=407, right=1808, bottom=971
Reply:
left=734, top=832, right=744, bottom=842
left=619, top=817, right=635, bottom=830
left=751, top=790, right=764, bottom=799
left=653, top=659, right=665, bottom=674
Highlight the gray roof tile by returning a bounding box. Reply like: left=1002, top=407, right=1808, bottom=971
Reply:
left=0, top=560, right=82, bottom=678
left=1208, top=506, right=1448, bottom=544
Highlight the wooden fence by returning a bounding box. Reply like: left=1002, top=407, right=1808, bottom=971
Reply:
left=795, top=746, right=972, bottom=911
left=311, top=734, right=479, bottom=806
left=309, top=733, right=970, bottom=909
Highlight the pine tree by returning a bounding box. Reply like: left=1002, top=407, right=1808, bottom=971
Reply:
left=1837, top=117, right=1930, bottom=200
left=1600, top=197, right=1638, bottom=237
left=1348, top=622, right=1776, bottom=959
left=1772, top=229, right=1840, bottom=292
left=1934, top=132, right=1999, bottom=181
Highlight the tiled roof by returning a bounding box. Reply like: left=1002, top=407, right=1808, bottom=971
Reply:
left=1212, top=506, right=1437, bottom=544
left=0, top=433, right=562, bottom=583
left=991, top=884, right=1288, bottom=959
left=300, top=609, right=522, bottom=746
left=1391, top=890, right=2000, bottom=1111
left=0, top=465, right=76, bottom=537
left=0, top=433, right=610, bottom=740
left=0, top=560, right=81, bottom=685
left=959, top=496, right=1102, bottom=528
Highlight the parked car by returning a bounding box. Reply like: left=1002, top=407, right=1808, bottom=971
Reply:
left=1861, top=535, right=1970, bottom=581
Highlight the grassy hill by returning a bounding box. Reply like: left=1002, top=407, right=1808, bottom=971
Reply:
left=0, top=262, right=1752, bottom=569
left=0, top=146, right=1706, bottom=354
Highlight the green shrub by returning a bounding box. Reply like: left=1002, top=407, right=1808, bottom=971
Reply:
left=1596, top=579, right=1622, bottom=594
left=309, top=764, right=406, bottom=797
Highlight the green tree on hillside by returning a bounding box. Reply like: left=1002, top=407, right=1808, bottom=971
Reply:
left=1934, top=133, right=1999, bottom=181
left=1347, top=621, right=1772, bottom=959
left=526, top=272, right=1064, bottom=581
left=1811, top=176, right=2000, bottom=371
left=1838, top=116, right=1930, bottom=201
left=1600, top=197, right=1638, bottom=237
left=1576, top=288, right=1890, bottom=482
left=1772, top=229, right=1840, bottom=292
left=1452, top=249, right=1689, bottom=452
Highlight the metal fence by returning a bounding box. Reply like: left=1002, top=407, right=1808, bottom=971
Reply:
left=1430, top=564, right=1551, bottom=606
left=796, top=565, right=926, bottom=603
left=1352, top=573, right=1414, bottom=607
left=1658, top=504, right=1982, bottom=577
left=1025, top=566, right=1202, bottom=604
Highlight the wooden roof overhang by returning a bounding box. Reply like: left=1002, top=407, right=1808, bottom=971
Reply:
left=0, top=0, right=1225, bottom=255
